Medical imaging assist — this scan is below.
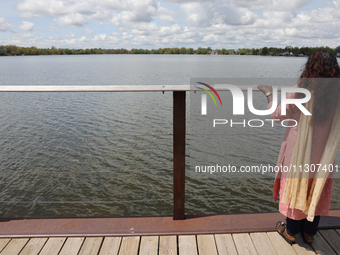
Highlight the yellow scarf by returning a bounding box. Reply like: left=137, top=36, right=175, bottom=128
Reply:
left=281, top=96, right=340, bottom=221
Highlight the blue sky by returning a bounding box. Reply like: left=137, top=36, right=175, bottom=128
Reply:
left=0, top=0, right=339, bottom=49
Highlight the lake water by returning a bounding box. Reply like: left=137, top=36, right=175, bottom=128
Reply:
left=0, top=54, right=339, bottom=217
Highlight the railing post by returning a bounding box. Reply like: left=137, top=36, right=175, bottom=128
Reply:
left=173, top=91, right=186, bottom=220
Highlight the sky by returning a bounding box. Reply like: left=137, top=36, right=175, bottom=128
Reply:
left=0, top=0, right=339, bottom=50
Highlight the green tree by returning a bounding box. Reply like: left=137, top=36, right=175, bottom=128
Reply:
left=186, top=48, right=194, bottom=54
left=17, top=47, right=24, bottom=55
left=261, top=47, right=269, bottom=55
left=292, top=47, right=299, bottom=55
left=239, top=48, right=251, bottom=55
left=196, top=47, right=207, bottom=54
left=222, top=48, right=228, bottom=55
left=252, top=48, right=258, bottom=55
left=285, top=46, right=293, bottom=54
left=129, top=48, right=137, bottom=54
left=325, top=46, right=335, bottom=54
left=0, top=46, right=5, bottom=56
left=171, top=47, right=180, bottom=54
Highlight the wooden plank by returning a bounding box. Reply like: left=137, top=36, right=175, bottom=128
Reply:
left=293, top=234, right=316, bottom=255
left=215, top=234, right=238, bottom=255
left=39, top=238, right=66, bottom=255
left=267, top=232, right=297, bottom=255
left=159, top=236, right=177, bottom=255
left=58, top=237, right=85, bottom=255
left=0, top=239, right=11, bottom=253
left=335, top=229, right=340, bottom=235
left=233, top=233, right=257, bottom=255
left=319, top=229, right=340, bottom=253
left=178, top=235, right=197, bottom=255
left=0, top=238, right=29, bottom=255
left=139, top=236, right=158, bottom=255
left=118, top=236, right=140, bottom=255
left=196, top=235, right=217, bottom=255
left=250, top=232, right=277, bottom=255
left=78, top=237, right=103, bottom=255
left=311, top=231, right=337, bottom=255
left=19, top=238, right=47, bottom=255
left=99, top=237, right=122, bottom=255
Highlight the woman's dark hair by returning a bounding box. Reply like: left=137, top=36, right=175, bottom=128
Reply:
left=297, top=49, right=340, bottom=124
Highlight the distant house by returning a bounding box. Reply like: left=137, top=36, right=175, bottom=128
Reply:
left=278, top=52, right=289, bottom=56
left=229, top=50, right=239, bottom=55
left=337, top=52, right=340, bottom=57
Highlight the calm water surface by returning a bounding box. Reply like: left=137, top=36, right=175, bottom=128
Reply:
left=0, top=54, right=339, bottom=217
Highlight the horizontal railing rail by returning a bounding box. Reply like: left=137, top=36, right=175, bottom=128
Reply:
left=0, top=85, right=285, bottom=92
left=0, top=85, right=284, bottom=220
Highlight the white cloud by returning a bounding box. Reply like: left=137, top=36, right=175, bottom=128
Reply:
left=0, top=17, right=12, bottom=32
left=93, top=0, right=128, bottom=10
left=84, top=28, right=93, bottom=35
left=181, top=2, right=257, bottom=27
left=2, top=0, right=339, bottom=49
left=106, top=0, right=180, bottom=28
left=158, top=24, right=181, bottom=37
left=79, top=36, right=89, bottom=42
left=92, top=33, right=120, bottom=44
left=273, top=0, right=313, bottom=11
left=165, top=0, right=213, bottom=2
left=93, top=33, right=109, bottom=41
left=251, top=11, right=297, bottom=28
left=230, top=0, right=313, bottom=11
left=91, top=9, right=113, bottom=21
left=17, top=0, right=67, bottom=18
left=20, top=21, right=34, bottom=31
left=127, top=22, right=159, bottom=35
left=48, top=23, right=60, bottom=32
left=156, top=5, right=177, bottom=23
left=63, top=33, right=76, bottom=38
left=181, top=2, right=210, bottom=26
left=118, top=0, right=158, bottom=23
left=54, top=13, right=88, bottom=27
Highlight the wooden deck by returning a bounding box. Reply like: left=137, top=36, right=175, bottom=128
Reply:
left=1, top=229, right=340, bottom=255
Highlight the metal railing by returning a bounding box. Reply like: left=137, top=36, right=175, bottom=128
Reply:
left=0, top=85, right=265, bottom=220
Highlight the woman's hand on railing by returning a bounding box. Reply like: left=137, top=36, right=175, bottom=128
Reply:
left=257, top=85, right=272, bottom=94
left=257, top=85, right=273, bottom=103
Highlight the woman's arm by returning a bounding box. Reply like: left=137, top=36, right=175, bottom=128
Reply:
left=257, top=85, right=297, bottom=121
left=257, top=85, right=273, bottom=104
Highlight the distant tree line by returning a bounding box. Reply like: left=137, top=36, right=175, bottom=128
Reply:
left=247, top=46, right=340, bottom=56
left=1, top=45, right=340, bottom=56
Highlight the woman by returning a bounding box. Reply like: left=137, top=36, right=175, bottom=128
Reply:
left=258, top=49, right=340, bottom=245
